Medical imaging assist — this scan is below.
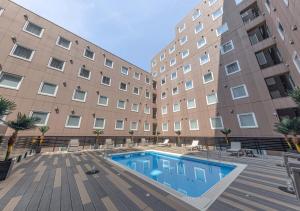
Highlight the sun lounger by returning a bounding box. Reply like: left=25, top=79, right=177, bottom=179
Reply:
left=157, top=139, right=170, bottom=147
left=227, top=142, right=242, bottom=156
left=186, top=140, right=199, bottom=151
left=68, top=139, right=80, bottom=152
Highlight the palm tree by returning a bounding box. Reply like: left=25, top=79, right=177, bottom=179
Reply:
left=274, top=118, right=292, bottom=149
left=288, top=117, right=300, bottom=153
left=175, top=130, right=181, bottom=146
left=0, top=96, right=16, bottom=122
left=129, top=130, right=134, bottom=143
left=38, top=126, right=49, bottom=145
left=289, top=87, right=300, bottom=107
left=155, top=131, right=160, bottom=144
left=4, top=113, right=39, bottom=160
left=93, top=129, right=104, bottom=146
left=221, top=128, right=231, bottom=144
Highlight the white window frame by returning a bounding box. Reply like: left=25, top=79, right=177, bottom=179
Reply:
left=119, top=82, right=128, bottom=91
left=72, top=89, right=87, bottom=102
left=145, top=77, right=151, bottom=84
left=216, top=23, right=229, bottom=37
left=171, top=71, right=177, bottom=80
left=101, top=75, right=111, bottom=86
left=225, top=60, right=241, bottom=76
left=83, top=48, right=95, bottom=61
left=210, top=117, right=224, bottom=129
left=115, top=120, right=125, bottom=130
left=117, top=100, right=126, bottom=110
left=93, top=117, right=106, bottom=129
left=169, top=45, right=176, bottom=54
left=47, top=57, right=66, bottom=72
left=145, top=91, right=151, bottom=99
left=144, top=105, right=151, bottom=114
left=0, top=115, right=7, bottom=125
left=161, top=92, right=167, bottom=99
left=189, top=119, right=199, bottom=131
left=65, top=115, right=82, bottom=129
left=22, top=21, right=44, bottom=38
left=78, top=67, right=91, bottom=80
left=220, top=40, right=234, bottom=55
left=161, top=77, right=166, bottom=85
left=170, top=58, right=176, bottom=67
left=133, top=87, right=140, bottom=95
left=265, top=0, right=271, bottom=14
left=237, top=112, right=258, bottom=128
left=98, top=95, right=109, bottom=106
left=195, top=23, right=204, bottom=34
left=173, top=102, right=181, bottom=112
left=180, top=36, right=188, bottom=45
left=152, top=60, right=157, bottom=67
left=10, top=44, right=35, bottom=62
left=172, top=87, right=179, bottom=95
left=30, top=111, right=50, bottom=126
left=203, top=72, right=214, bottom=84
left=181, top=49, right=189, bottom=59
left=56, top=36, right=72, bottom=50
left=200, top=54, right=210, bottom=65
left=187, top=98, right=196, bottom=109
left=104, top=58, right=114, bottom=69
left=230, top=84, right=249, bottom=100
left=160, top=65, right=166, bottom=73
left=212, top=7, right=223, bottom=21
left=160, top=53, right=165, bottom=61
left=144, top=122, right=150, bottom=131
left=121, top=66, right=129, bottom=75
left=277, top=18, right=285, bottom=40
left=206, top=93, right=218, bottom=105
left=162, top=106, right=168, bottom=115
left=130, top=121, right=139, bottom=131
left=208, top=0, right=218, bottom=6
left=133, top=72, right=141, bottom=80
left=185, top=80, right=194, bottom=90
left=183, top=64, right=192, bottom=74
left=192, top=9, right=201, bottom=21
left=38, top=81, right=58, bottom=97
left=0, top=7, right=4, bottom=16
left=131, top=103, right=139, bottom=112
left=293, top=51, right=300, bottom=73
left=197, top=38, right=207, bottom=49
left=0, top=72, right=24, bottom=90
left=178, top=23, right=186, bottom=33
left=174, top=121, right=182, bottom=131
left=162, top=122, right=168, bottom=132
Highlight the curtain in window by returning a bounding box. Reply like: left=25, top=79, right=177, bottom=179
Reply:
left=14, top=46, right=32, bottom=59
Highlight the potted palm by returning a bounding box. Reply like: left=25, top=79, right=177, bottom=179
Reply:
left=221, top=128, right=231, bottom=145
left=274, top=118, right=292, bottom=150
left=36, top=126, right=49, bottom=153
left=175, top=130, right=181, bottom=147
left=129, top=130, right=134, bottom=146
left=93, top=129, right=104, bottom=149
left=289, top=117, right=300, bottom=153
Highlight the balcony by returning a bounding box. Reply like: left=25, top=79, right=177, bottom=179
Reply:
left=265, top=73, right=295, bottom=99
left=247, top=22, right=271, bottom=45
left=255, top=45, right=282, bottom=69
left=152, top=108, right=157, bottom=119
left=152, top=93, right=157, bottom=104
left=240, top=2, right=260, bottom=24
left=277, top=107, right=300, bottom=120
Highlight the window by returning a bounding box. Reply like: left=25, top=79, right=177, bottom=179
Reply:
left=265, top=0, right=271, bottom=13
left=98, top=95, right=109, bottom=106
left=181, top=49, right=189, bottom=59
left=277, top=19, right=285, bottom=40
left=0, top=115, right=6, bottom=125
left=192, top=9, right=201, bottom=21
left=162, top=106, right=168, bottom=115
left=101, top=76, right=111, bottom=86
left=144, top=122, right=150, bottom=131
left=0, top=7, right=4, bottom=16
left=174, top=121, right=181, bottom=131
left=169, top=45, right=176, bottom=54
left=225, top=61, right=241, bottom=75
left=160, top=66, right=166, bottom=73
left=134, top=72, right=140, bottom=80
left=119, top=82, right=127, bottom=91
left=169, top=71, right=177, bottom=80
left=283, top=0, right=289, bottom=6
left=187, top=99, right=196, bottom=109
left=189, top=120, right=199, bottom=130
left=200, top=54, right=210, bottom=65
left=197, top=38, right=206, bottom=49
left=255, top=51, right=267, bottom=66
left=78, top=67, right=91, bottom=80
left=221, top=40, right=234, bottom=54
left=56, top=36, right=71, bottom=50
left=133, top=87, right=139, bottom=95
left=31, top=111, right=49, bottom=126
left=178, top=24, right=186, bottom=33
left=121, top=66, right=129, bottom=75
left=206, top=93, right=218, bottom=105
left=131, top=103, right=139, bottom=112
left=161, top=92, right=166, bottom=99
left=235, top=0, right=245, bottom=5
left=10, top=44, right=35, bottom=61
left=104, top=58, right=114, bottom=68
left=173, top=102, right=180, bottom=112
left=216, top=23, right=229, bottom=36
left=161, top=77, right=166, bottom=85
left=145, top=77, right=150, bottom=84
left=170, top=58, right=176, bottom=66
left=210, top=117, right=224, bottom=129
left=38, top=82, right=58, bottom=97
left=144, top=105, right=151, bottom=114
left=117, top=100, right=126, bottom=110
left=237, top=112, right=258, bottom=128
left=230, top=84, right=249, bottom=100
left=203, top=72, right=214, bottom=84
left=83, top=48, right=95, bottom=60
left=23, top=21, right=44, bottom=38
left=185, top=80, right=194, bottom=90
left=162, top=122, right=168, bottom=131
left=180, top=36, right=188, bottom=45
left=293, top=51, right=300, bottom=73
left=160, top=53, right=165, bottom=61
left=172, top=87, right=179, bottom=95
left=212, top=7, right=223, bottom=20
left=94, top=118, right=105, bottom=129
left=65, top=115, right=81, bottom=128
left=183, top=64, right=192, bottom=74
left=72, top=89, right=87, bottom=102
left=152, top=60, right=157, bottom=67
left=0, top=72, right=23, bottom=90
left=208, top=0, right=218, bottom=6
left=152, top=72, right=157, bottom=78
left=195, top=23, right=204, bottom=34
left=145, top=91, right=150, bottom=99
left=48, top=57, right=65, bottom=71
left=130, top=122, right=138, bottom=131
left=115, top=120, right=124, bottom=130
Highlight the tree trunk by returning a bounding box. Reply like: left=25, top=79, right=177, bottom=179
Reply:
left=285, top=135, right=292, bottom=149
left=225, top=135, right=229, bottom=144
left=5, top=131, right=18, bottom=161
left=40, top=134, right=44, bottom=145
left=292, top=135, right=300, bottom=153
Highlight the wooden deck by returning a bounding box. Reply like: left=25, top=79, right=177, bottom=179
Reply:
left=0, top=147, right=300, bottom=211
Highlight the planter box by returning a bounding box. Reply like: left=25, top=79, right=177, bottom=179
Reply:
left=0, top=159, right=14, bottom=181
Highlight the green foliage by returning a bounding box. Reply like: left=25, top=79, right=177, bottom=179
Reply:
left=221, top=128, right=232, bottom=135
left=93, top=129, right=104, bottom=136
left=0, top=96, right=16, bottom=117
left=129, top=130, right=134, bottom=135
left=6, top=113, right=39, bottom=131
left=289, top=87, right=300, bottom=107
left=175, top=130, right=181, bottom=136
left=274, top=118, right=291, bottom=136
left=39, top=126, right=50, bottom=135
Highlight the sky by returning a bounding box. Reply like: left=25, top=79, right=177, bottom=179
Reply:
left=12, top=0, right=200, bottom=71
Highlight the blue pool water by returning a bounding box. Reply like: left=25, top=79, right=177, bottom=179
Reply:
left=111, top=151, right=236, bottom=197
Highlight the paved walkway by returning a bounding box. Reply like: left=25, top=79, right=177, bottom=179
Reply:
left=0, top=148, right=299, bottom=211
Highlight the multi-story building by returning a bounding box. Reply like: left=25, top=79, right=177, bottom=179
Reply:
left=0, top=0, right=154, bottom=138
left=151, top=0, right=300, bottom=144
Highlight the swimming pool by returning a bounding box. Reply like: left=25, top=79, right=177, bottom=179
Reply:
left=109, top=150, right=246, bottom=210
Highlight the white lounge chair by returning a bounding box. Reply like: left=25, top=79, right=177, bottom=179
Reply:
left=68, top=139, right=80, bottom=152
left=227, top=142, right=242, bottom=157
left=140, top=138, right=149, bottom=147
left=125, top=138, right=134, bottom=148
left=105, top=139, right=114, bottom=149
left=186, top=140, right=199, bottom=151
left=157, top=139, right=170, bottom=147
